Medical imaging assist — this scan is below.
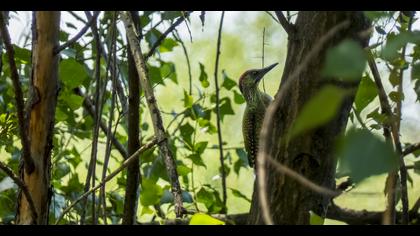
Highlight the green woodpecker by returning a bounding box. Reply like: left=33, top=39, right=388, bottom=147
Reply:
left=239, top=63, right=278, bottom=168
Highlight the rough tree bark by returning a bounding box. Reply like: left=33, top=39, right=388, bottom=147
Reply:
left=122, top=11, right=142, bottom=225
left=248, top=11, right=371, bottom=224
left=16, top=11, right=60, bottom=224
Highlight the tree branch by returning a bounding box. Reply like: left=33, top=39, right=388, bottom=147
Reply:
left=144, top=11, right=192, bottom=60
left=274, top=11, right=295, bottom=36
left=403, top=142, right=420, bottom=157
left=121, top=11, right=185, bottom=217
left=55, top=138, right=160, bottom=224
left=213, top=11, right=227, bottom=213
left=54, top=11, right=100, bottom=54
left=0, top=11, right=35, bottom=174
left=0, top=161, right=37, bottom=221
left=137, top=202, right=420, bottom=225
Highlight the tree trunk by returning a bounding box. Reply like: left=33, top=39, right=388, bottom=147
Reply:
left=122, top=11, right=142, bottom=225
left=16, top=11, right=60, bottom=225
left=248, top=11, right=370, bottom=225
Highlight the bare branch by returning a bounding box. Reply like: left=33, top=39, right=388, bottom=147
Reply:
left=0, top=11, right=35, bottom=174
left=274, top=11, right=295, bottom=36
left=256, top=20, right=351, bottom=225
left=121, top=11, right=185, bottom=217
left=54, top=11, right=100, bottom=54
left=403, top=142, right=420, bottom=157
left=144, top=11, right=192, bottom=60
left=0, top=161, right=38, bottom=221
left=55, top=138, right=160, bottom=224
left=265, top=157, right=340, bottom=197
left=394, top=14, right=415, bottom=224
left=213, top=11, right=227, bottom=213
left=173, top=29, right=192, bottom=95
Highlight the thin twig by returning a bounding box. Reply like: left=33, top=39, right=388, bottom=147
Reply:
left=213, top=11, right=227, bottom=214
left=0, top=11, right=34, bottom=173
left=55, top=138, right=160, bottom=225
left=274, top=11, right=295, bottom=36
left=173, top=29, right=192, bottom=95
left=54, top=11, right=100, bottom=54
left=265, top=157, right=341, bottom=197
left=256, top=20, right=351, bottom=225
left=80, top=13, right=103, bottom=224
left=144, top=11, right=192, bottom=60
left=0, top=161, right=38, bottom=221
left=264, top=11, right=279, bottom=24
left=394, top=13, right=414, bottom=224
left=68, top=11, right=87, bottom=24
left=367, top=50, right=397, bottom=224
left=121, top=11, right=185, bottom=217
left=99, top=11, right=118, bottom=225
left=403, top=143, right=420, bottom=157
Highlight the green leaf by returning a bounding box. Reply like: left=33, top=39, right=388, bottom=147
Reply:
left=180, top=122, right=194, bottom=148
left=233, top=89, right=245, bottom=104
left=54, top=162, right=70, bottom=179
left=221, top=71, right=237, bottom=90
left=322, top=40, right=366, bottom=81
left=199, top=63, right=209, bottom=88
left=389, top=68, right=400, bottom=88
left=413, top=160, right=420, bottom=175
left=336, top=129, right=399, bottom=183
left=64, top=93, right=84, bottom=110
left=412, top=63, right=420, bottom=80
left=159, top=38, right=178, bottom=53
left=309, top=211, right=325, bottom=225
left=187, top=153, right=206, bottom=168
left=160, top=61, right=177, bottom=84
left=161, top=11, right=183, bottom=20
left=234, top=148, right=249, bottom=174
left=389, top=91, right=404, bottom=103
left=140, top=178, right=163, bottom=206
left=354, top=75, right=378, bottom=113
left=381, top=31, right=420, bottom=61
left=13, top=45, right=31, bottom=64
left=218, top=97, right=235, bottom=121
left=194, top=141, right=208, bottom=155
left=59, top=58, right=88, bottom=89
left=229, top=188, right=251, bottom=203
left=148, top=65, right=164, bottom=86
left=290, top=86, right=346, bottom=138
left=189, top=213, right=225, bottom=225
left=177, top=164, right=191, bottom=176
left=183, top=90, right=193, bottom=108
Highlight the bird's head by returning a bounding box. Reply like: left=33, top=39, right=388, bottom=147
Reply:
left=238, top=63, right=278, bottom=102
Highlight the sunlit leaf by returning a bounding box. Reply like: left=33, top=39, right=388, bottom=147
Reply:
left=189, top=213, right=225, bottom=225
left=140, top=178, right=163, bottom=206
left=199, top=62, right=209, bottom=88
left=309, top=211, right=325, bottom=225
left=354, top=74, right=377, bottom=113
left=59, top=58, right=88, bottom=89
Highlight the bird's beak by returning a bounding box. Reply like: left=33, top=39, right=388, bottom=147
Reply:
left=255, top=63, right=278, bottom=82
